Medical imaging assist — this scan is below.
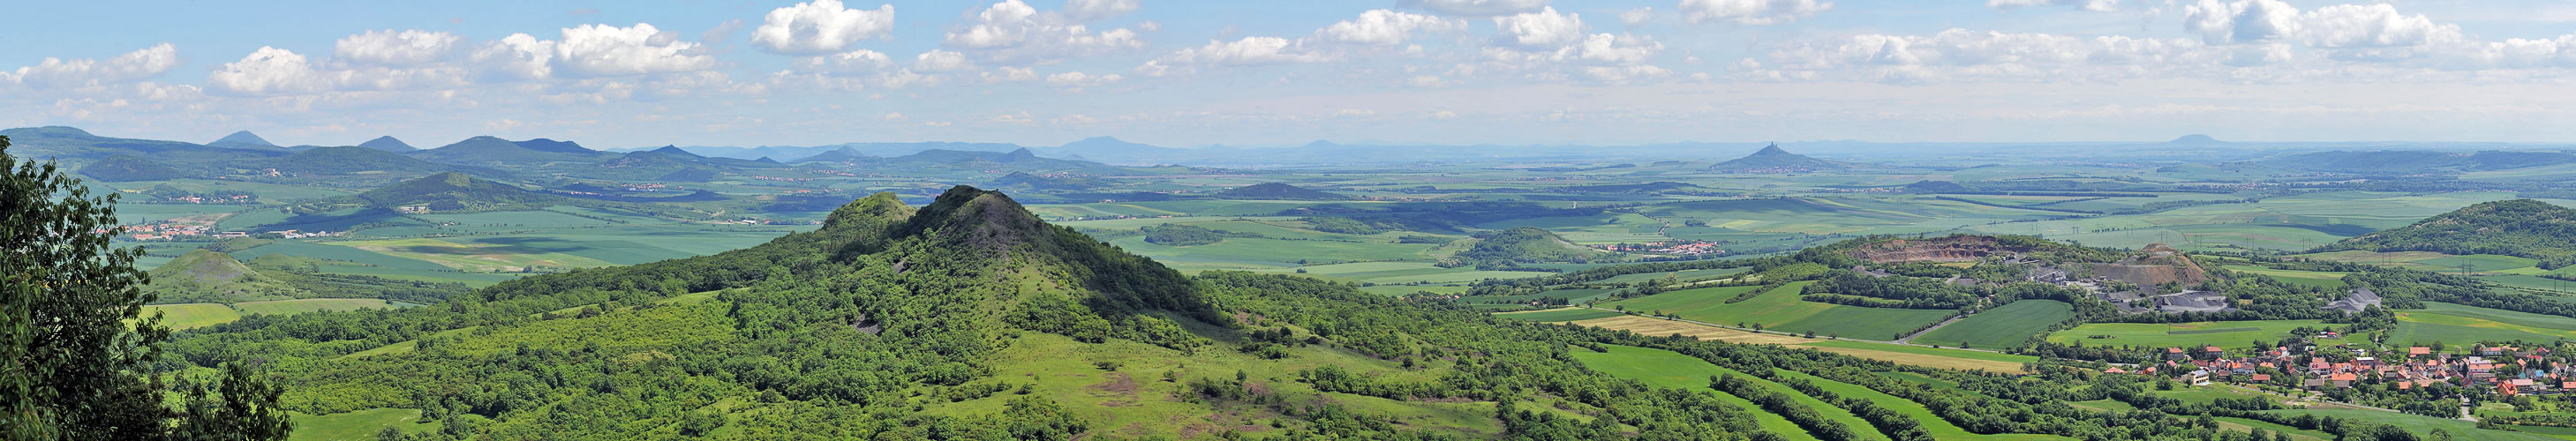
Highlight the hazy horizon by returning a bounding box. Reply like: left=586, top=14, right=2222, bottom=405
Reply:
left=5, top=0, right=2574, bottom=148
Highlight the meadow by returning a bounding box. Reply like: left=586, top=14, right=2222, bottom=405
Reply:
left=1570, top=345, right=1867, bottom=441
left=1605, top=282, right=1956, bottom=340
left=1907, top=300, right=2075, bottom=349
left=2045, top=320, right=2330, bottom=350
left=146, top=298, right=418, bottom=331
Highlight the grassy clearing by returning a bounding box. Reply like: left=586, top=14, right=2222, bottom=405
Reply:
left=1569, top=345, right=1820, bottom=441
left=288, top=408, right=432, bottom=441
left=2046, top=320, right=2328, bottom=350
left=2219, top=265, right=2350, bottom=289
left=234, top=298, right=406, bottom=316
left=1565, top=317, right=2034, bottom=372
left=1910, top=300, right=2074, bottom=350
left=934, top=328, right=1506, bottom=439
left=145, top=303, right=243, bottom=330
left=1492, top=308, right=1626, bottom=322
left=1606, top=282, right=1954, bottom=340
left=2390, top=303, right=2576, bottom=347
left=2260, top=408, right=2557, bottom=441
left=1772, top=370, right=2069, bottom=440
left=328, top=237, right=615, bottom=273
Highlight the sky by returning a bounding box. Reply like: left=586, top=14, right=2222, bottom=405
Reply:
left=2, top=0, right=2572, bottom=149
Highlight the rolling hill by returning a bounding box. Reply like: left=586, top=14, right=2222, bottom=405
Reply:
left=206, top=131, right=280, bottom=150
left=265, top=146, right=505, bottom=176
left=1447, top=227, right=1616, bottom=267
left=350, top=172, right=565, bottom=211
left=76, top=154, right=192, bottom=181
left=993, top=171, right=1111, bottom=191
left=1211, top=183, right=1352, bottom=200
left=357, top=136, right=416, bottom=152
left=1709, top=144, right=1847, bottom=173
left=146, top=250, right=466, bottom=304
left=2319, top=198, right=2576, bottom=269
left=411, top=136, right=606, bottom=164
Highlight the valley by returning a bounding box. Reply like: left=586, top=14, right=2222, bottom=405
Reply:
left=19, top=128, right=2576, bottom=440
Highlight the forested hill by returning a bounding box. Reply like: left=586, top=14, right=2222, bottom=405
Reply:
left=2318, top=198, right=2576, bottom=269
left=162, top=187, right=2458, bottom=439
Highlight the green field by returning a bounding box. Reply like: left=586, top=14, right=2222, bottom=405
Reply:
left=2389, top=302, right=2576, bottom=347
left=1491, top=307, right=1625, bottom=322
left=2046, top=320, right=2329, bottom=350
left=1796, top=340, right=2041, bottom=363
left=2260, top=408, right=2557, bottom=441
left=1607, top=282, right=1955, bottom=340
left=1771, top=370, right=2068, bottom=440
left=288, top=408, right=433, bottom=441
left=1909, top=300, right=2075, bottom=349
left=1569, top=345, right=1846, bottom=441
left=326, top=237, right=619, bottom=273
left=1599, top=267, right=1751, bottom=284
left=145, top=303, right=244, bottom=330
left=2219, top=265, right=2350, bottom=289
left=234, top=298, right=411, bottom=316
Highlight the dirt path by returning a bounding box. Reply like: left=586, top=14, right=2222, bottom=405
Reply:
left=1894, top=314, right=1970, bottom=345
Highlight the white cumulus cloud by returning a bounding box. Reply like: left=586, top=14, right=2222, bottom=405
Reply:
left=1987, top=0, right=2117, bottom=12
left=335, top=29, right=460, bottom=66
left=751, top=0, right=896, bottom=55
left=207, top=47, right=329, bottom=95
left=1320, top=10, right=1465, bottom=46
left=1063, top=0, right=1140, bottom=21
left=554, top=24, right=716, bottom=77
left=1679, top=0, right=1832, bottom=25
left=3, top=43, right=181, bottom=89
left=912, top=49, right=974, bottom=72
left=1045, top=71, right=1122, bottom=87
left=943, top=0, right=1144, bottom=64
left=1405, top=0, right=1549, bottom=16
left=1162, top=37, right=1334, bottom=65
left=1493, top=7, right=1586, bottom=48
left=2183, top=0, right=2300, bottom=45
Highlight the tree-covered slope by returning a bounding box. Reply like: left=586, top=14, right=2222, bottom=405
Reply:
left=2319, top=198, right=2576, bottom=269
left=75, top=154, right=192, bottom=181
left=1445, top=227, right=1616, bottom=268
left=144, top=250, right=466, bottom=304
left=349, top=172, right=566, bottom=211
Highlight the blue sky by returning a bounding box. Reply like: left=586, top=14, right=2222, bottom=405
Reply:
left=3, top=0, right=2572, bottom=149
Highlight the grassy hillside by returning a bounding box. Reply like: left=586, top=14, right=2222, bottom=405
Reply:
left=1447, top=227, right=1616, bottom=267
left=145, top=249, right=468, bottom=305
left=2318, top=199, right=2576, bottom=269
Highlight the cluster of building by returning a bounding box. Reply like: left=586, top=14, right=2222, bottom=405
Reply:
left=160, top=194, right=252, bottom=204
left=267, top=229, right=344, bottom=239
left=2118, top=344, right=2576, bottom=396
left=117, top=223, right=214, bottom=241
left=1596, top=241, right=1724, bottom=256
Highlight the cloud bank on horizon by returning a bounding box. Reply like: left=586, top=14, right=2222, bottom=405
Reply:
left=2, top=0, right=2572, bottom=148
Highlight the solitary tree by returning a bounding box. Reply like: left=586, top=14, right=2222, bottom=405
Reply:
left=0, top=135, right=292, bottom=440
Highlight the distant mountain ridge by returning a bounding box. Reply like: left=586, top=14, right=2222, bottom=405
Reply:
left=358, top=136, right=416, bottom=152
left=1709, top=144, right=1848, bottom=173
left=207, top=131, right=278, bottom=149
left=1212, top=183, right=1352, bottom=200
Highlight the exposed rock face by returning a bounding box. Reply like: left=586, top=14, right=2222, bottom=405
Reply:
left=1845, top=235, right=2035, bottom=264
left=2086, top=243, right=2213, bottom=287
